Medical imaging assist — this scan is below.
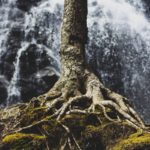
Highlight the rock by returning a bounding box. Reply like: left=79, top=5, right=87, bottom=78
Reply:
left=0, top=76, right=8, bottom=104
left=0, top=0, right=62, bottom=105
left=0, top=104, right=150, bottom=150
left=143, top=0, right=150, bottom=18
left=19, top=44, right=58, bottom=102
left=16, top=0, right=42, bottom=11
left=0, top=26, right=24, bottom=80
left=0, top=133, right=46, bottom=150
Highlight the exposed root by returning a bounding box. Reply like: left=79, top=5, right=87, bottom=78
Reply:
left=57, top=95, right=90, bottom=120
left=3, top=118, right=49, bottom=137
left=43, top=71, right=147, bottom=133
left=85, top=71, right=146, bottom=129
left=44, top=91, right=62, bottom=101
left=59, top=122, right=82, bottom=150
left=60, top=139, right=67, bottom=150
left=1, top=70, right=148, bottom=144
left=46, top=97, right=64, bottom=111
left=97, top=103, right=120, bottom=123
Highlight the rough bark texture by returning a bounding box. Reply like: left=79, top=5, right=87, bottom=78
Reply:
left=0, top=0, right=150, bottom=150
left=61, top=0, right=87, bottom=78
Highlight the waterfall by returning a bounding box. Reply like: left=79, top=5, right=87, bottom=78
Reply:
left=0, top=0, right=18, bottom=57
left=0, top=0, right=150, bottom=122
left=0, top=0, right=62, bottom=106
left=6, top=42, right=29, bottom=105
left=87, top=0, right=150, bottom=122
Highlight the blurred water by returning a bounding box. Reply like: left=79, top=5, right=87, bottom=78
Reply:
left=87, top=0, right=150, bottom=122
left=0, top=0, right=62, bottom=105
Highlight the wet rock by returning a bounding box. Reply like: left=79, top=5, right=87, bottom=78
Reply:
left=0, top=106, right=150, bottom=150
left=19, top=44, right=58, bottom=102
left=16, top=0, right=42, bottom=11
left=0, top=78, right=7, bottom=104
left=19, top=73, right=58, bottom=102
left=0, top=26, right=24, bottom=80
left=143, top=0, right=150, bottom=18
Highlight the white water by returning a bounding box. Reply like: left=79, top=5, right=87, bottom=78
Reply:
left=88, top=0, right=150, bottom=88
left=0, top=0, right=62, bottom=106
left=23, top=0, right=61, bottom=71
left=6, top=42, right=29, bottom=105
left=88, top=0, right=150, bottom=49
left=0, top=0, right=18, bottom=57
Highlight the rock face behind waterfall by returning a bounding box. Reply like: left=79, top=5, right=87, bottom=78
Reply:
left=87, top=0, right=150, bottom=123
left=0, top=0, right=61, bottom=104
left=19, top=44, right=58, bottom=101
left=143, top=0, right=150, bottom=17
left=16, top=0, right=42, bottom=11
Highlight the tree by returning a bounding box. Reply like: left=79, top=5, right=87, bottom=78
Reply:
left=44, top=0, right=145, bottom=128
left=0, top=0, right=150, bottom=150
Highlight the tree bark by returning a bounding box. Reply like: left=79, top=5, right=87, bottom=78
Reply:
left=60, top=0, right=87, bottom=79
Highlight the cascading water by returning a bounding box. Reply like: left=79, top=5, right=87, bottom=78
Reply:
left=87, top=0, right=150, bottom=122
left=0, top=0, right=17, bottom=56
left=0, top=0, right=21, bottom=105
left=6, top=42, right=29, bottom=105
left=0, top=0, right=150, bottom=122
left=0, top=0, right=62, bottom=106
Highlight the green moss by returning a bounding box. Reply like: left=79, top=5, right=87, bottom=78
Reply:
left=81, top=122, right=136, bottom=150
left=40, top=119, right=65, bottom=149
left=20, top=106, right=48, bottom=127
left=112, top=131, right=150, bottom=150
left=3, top=133, right=45, bottom=143
left=80, top=125, right=103, bottom=149
left=2, top=133, right=46, bottom=150
left=1, top=106, right=150, bottom=150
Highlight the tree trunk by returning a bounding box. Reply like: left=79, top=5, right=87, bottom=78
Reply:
left=43, top=0, right=146, bottom=130
left=61, top=0, right=87, bottom=78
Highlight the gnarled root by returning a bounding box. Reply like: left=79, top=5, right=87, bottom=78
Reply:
left=1, top=70, right=148, bottom=149
left=85, top=71, right=146, bottom=130
left=42, top=70, right=146, bottom=132
left=59, top=122, right=82, bottom=150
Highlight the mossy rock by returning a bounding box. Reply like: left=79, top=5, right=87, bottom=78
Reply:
left=0, top=133, right=46, bottom=150
left=80, top=122, right=136, bottom=150
left=1, top=105, right=150, bottom=150
left=112, top=132, right=150, bottom=150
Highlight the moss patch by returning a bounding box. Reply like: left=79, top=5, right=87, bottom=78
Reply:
left=3, top=133, right=45, bottom=143
left=112, top=131, right=150, bottom=150
left=1, top=106, right=150, bottom=150
left=81, top=122, right=135, bottom=150
left=1, top=133, right=46, bottom=150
